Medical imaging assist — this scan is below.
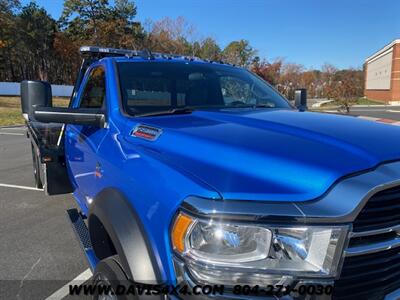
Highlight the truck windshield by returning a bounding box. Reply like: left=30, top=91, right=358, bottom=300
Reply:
left=117, top=61, right=291, bottom=116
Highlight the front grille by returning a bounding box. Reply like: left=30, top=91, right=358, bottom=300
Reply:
left=352, top=185, right=400, bottom=232
left=333, top=247, right=400, bottom=299
left=333, top=185, right=400, bottom=300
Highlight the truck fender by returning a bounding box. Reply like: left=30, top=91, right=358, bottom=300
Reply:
left=88, top=188, right=163, bottom=284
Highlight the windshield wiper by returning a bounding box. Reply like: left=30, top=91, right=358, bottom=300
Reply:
left=225, top=104, right=274, bottom=109
left=253, top=104, right=274, bottom=108
left=134, top=107, right=195, bottom=117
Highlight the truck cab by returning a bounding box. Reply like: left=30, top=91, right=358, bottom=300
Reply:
left=22, top=46, right=400, bottom=300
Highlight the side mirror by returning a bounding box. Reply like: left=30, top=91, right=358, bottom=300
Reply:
left=294, top=89, right=307, bottom=112
left=21, top=80, right=52, bottom=121
left=34, top=107, right=106, bottom=128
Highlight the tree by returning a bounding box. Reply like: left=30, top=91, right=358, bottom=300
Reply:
left=143, top=16, right=196, bottom=54
left=199, top=37, right=221, bottom=61
left=17, top=2, right=57, bottom=80
left=332, top=69, right=364, bottom=112
left=0, top=0, right=20, bottom=81
left=300, top=71, right=318, bottom=98
left=112, top=0, right=136, bottom=21
left=278, top=63, right=305, bottom=99
left=95, top=0, right=145, bottom=48
left=60, top=0, right=144, bottom=48
left=321, top=63, right=338, bottom=99
left=60, top=0, right=109, bottom=42
left=52, top=32, right=81, bottom=84
left=251, top=57, right=282, bottom=86
left=222, top=40, right=256, bottom=67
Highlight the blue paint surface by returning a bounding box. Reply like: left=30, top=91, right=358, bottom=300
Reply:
left=65, top=57, right=400, bottom=281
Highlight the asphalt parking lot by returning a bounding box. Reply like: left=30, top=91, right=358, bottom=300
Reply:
left=349, top=106, right=400, bottom=120
left=0, top=126, right=91, bottom=300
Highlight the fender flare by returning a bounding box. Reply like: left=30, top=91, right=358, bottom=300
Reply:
left=88, top=188, right=163, bottom=284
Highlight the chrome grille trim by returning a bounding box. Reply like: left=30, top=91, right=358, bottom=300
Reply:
left=345, top=236, right=400, bottom=257
left=349, top=223, right=400, bottom=238
left=345, top=184, right=400, bottom=258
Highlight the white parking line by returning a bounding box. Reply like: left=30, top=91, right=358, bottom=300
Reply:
left=45, top=269, right=92, bottom=300
left=0, top=132, right=24, bottom=136
left=0, top=183, right=43, bottom=191
left=0, top=126, right=26, bottom=130
left=45, top=269, right=93, bottom=300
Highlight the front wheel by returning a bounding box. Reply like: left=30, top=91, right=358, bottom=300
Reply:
left=92, top=255, right=136, bottom=300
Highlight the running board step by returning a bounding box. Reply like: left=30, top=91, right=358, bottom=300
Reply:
left=66, top=208, right=98, bottom=272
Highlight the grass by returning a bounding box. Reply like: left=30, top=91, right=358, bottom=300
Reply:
left=356, top=98, right=385, bottom=105
left=0, top=96, right=70, bottom=126
left=320, top=97, right=384, bottom=108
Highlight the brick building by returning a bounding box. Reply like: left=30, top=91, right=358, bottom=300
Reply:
left=364, top=39, right=400, bottom=104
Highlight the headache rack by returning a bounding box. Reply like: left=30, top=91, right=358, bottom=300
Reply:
left=79, top=45, right=201, bottom=61
left=80, top=45, right=156, bottom=60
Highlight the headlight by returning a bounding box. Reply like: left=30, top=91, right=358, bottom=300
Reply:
left=189, top=223, right=271, bottom=263
left=171, top=213, right=349, bottom=285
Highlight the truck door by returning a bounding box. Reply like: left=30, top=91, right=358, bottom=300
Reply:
left=65, top=66, right=107, bottom=209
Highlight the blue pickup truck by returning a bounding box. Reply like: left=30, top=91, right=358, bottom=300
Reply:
left=22, top=46, right=400, bottom=300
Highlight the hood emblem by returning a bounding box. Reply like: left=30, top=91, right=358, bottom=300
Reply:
left=131, top=125, right=162, bottom=141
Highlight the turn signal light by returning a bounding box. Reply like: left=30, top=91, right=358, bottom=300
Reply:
left=171, top=213, right=193, bottom=253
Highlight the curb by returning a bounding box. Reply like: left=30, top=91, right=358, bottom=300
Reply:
left=357, top=116, right=400, bottom=126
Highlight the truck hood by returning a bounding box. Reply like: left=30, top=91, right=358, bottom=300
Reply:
left=130, top=109, right=400, bottom=202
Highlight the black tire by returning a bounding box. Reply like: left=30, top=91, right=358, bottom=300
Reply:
left=92, top=255, right=137, bottom=300
left=31, top=143, right=43, bottom=189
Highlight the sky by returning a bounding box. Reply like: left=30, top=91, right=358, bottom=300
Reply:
left=21, top=0, right=400, bottom=69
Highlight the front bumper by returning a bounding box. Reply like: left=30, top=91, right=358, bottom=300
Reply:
left=172, top=257, right=333, bottom=300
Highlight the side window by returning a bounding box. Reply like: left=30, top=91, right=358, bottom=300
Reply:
left=80, top=67, right=106, bottom=108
